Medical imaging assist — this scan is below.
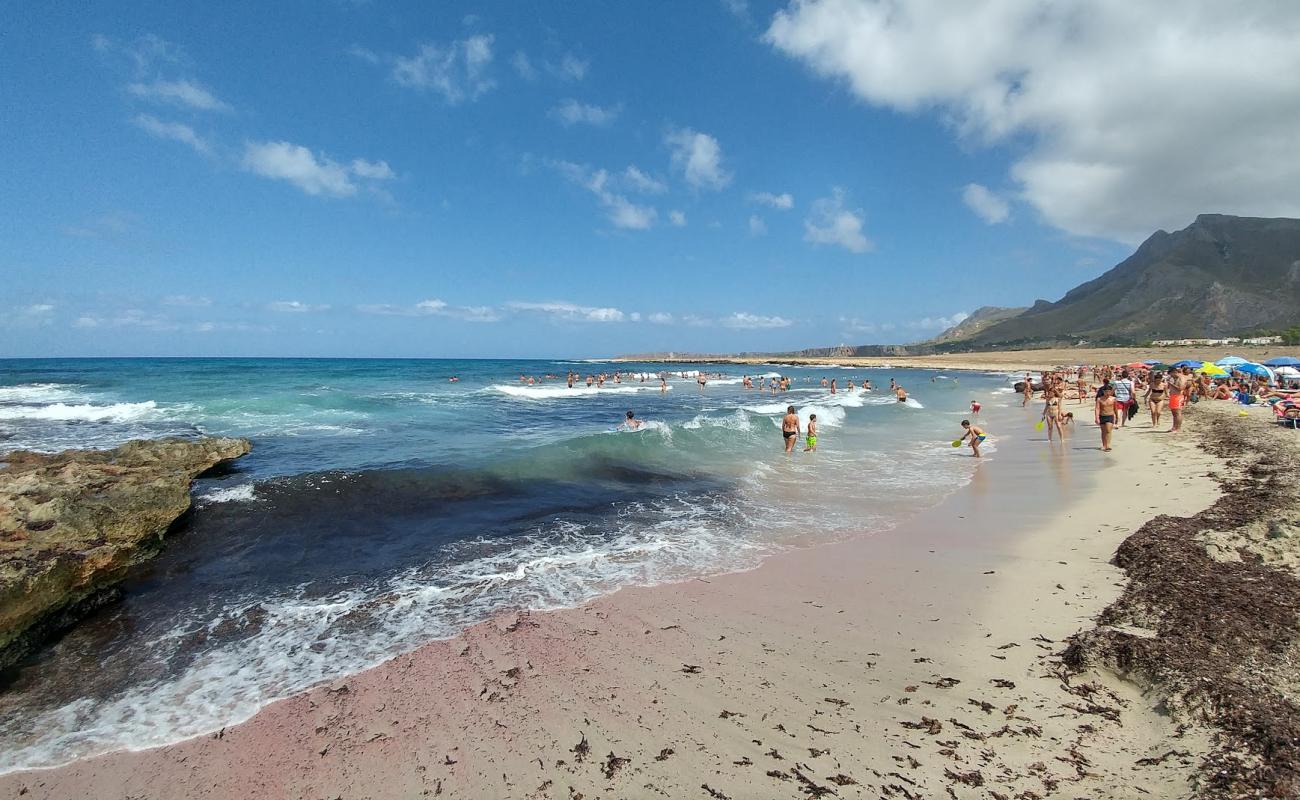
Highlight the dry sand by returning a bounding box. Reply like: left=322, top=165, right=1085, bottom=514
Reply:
left=639, top=345, right=1289, bottom=375
left=2, top=389, right=1247, bottom=798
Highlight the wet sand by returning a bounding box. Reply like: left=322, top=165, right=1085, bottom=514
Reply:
left=1, top=402, right=1234, bottom=799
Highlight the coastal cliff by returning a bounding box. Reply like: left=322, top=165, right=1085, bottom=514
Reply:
left=0, top=437, right=252, bottom=670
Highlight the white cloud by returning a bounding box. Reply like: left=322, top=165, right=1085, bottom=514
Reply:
left=267, top=300, right=329, bottom=313
left=20, top=304, right=55, bottom=315
left=648, top=312, right=675, bottom=324
left=721, top=0, right=750, bottom=20
left=392, top=35, right=495, bottom=104
left=622, top=166, right=666, bottom=194
left=908, top=311, right=970, bottom=330
left=351, top=159, right=395, bottom=180
left=73, top=316, right=99, bottom=329
left=243, top=142, right=391, bottom=198
left=511, top=51, right=537, bottom=81
left=748, top=214, right=767, bottom=236
left=766, top=0, right=1300, bottom=243
left=347, top=44, right=381, bottom=65
left=126, top=79, right=230, bottom=112
left=803, top=187, right=872, bottom=253
left=357, top=299, right=500, bottom=322
left=550, top=99, right=621, bottom=127
left=668, top=210, right=687, bottom=227
left=721, top=312, right=793, bottom=329
left=507, top=301, right=625, bottom=323
left=547, top=53, right=589, bottom=81
left=752, top=191, right=794, bottom=210
left=552, top=160, right=658, bottom=229
left=840, top=316, right=895, bottom=336
left=133, top=114, right=210, bottom=154
left=665, top=127, right=730, bottom=190
left=962, top=183, right=1010, bottom=224
left=161, top=295, right=211, bottom=307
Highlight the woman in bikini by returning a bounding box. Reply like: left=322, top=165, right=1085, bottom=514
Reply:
left=1095, top=384, right=1118, bottom=452
left=1042, top=387, right=1065, bottom=441
left=1145, top=374, right=1167, bottom=427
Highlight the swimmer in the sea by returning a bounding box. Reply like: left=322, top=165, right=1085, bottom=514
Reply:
left=895, top=386, right=908, bottom=402
left=782, top=405, right=800, bottom=454
left=958, top=419, right=986, bottom=458
left=623, top=410, right=642, bottom=430
left=969, top=400, right=981, bottom=415
left=804, top=414, right=818, bottom=452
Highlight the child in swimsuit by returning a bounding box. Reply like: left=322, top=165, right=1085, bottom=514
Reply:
left=959, top=420, right=986, bottom=458
left=970, top=400, right=981, bottom=415
left=804, top=414, right=818, bottom=451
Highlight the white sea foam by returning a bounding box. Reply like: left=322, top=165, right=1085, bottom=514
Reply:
left=198, top=484, right=257, bottom=504
left=491, top=383, right=669, bottom=399
left=0, top=401, right=160, bottom=422
left=683, top=409, right=754, bottom=431
left=0, top=383, right=87, bottom=404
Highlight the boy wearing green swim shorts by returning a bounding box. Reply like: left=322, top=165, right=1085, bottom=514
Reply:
left=804, top=414, right=818, bottom=451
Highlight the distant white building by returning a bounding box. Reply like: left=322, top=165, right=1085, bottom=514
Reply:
left=1152, top=337, right=1245, bottom=346
left=1242, top=335, right=1283, bottom=345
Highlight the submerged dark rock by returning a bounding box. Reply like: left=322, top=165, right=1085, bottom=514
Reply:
left=0, top=437, right=252, bottom=669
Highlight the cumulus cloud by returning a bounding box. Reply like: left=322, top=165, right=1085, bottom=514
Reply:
left=962, top=183, right=1010, bottom=224
left=20, top=304, right=55, bottom=315
left=665, top=127, right=730, bottom=190
left=511, top=51, right=538, bottom=81
left=766, top=0, right=1300, bottom=242
left=721, top=312, right=793, bottom=329
left=507, top=301, right=625, bottom=323
left=648, top=312, right=675, bottom=324
left=126, top=78, right=230, bottom=112
left=550, top=99, right=620, bottom=127
left=133, top=114, right=210, bottom=154
left=243, top=142, right=396, bottom=198
left=553, top=160, right=658, bottom=229
left=668, top=210, right=687, bottom=227
left=748, top=215, right=768, bottom=236
left=392, top=35, right=495, bottom=103
left=752, top=191, right=794, bottom=210
left=803, top=187, right=872, bottom=253
left=547, top=53, right=589, bottom=81
left=267, top=300, right=330, bottom=313
left=161, top=295, right=212, bottom=307
left=622, top=166, right=667, bottom=194
left=351, top=159, right=395, bottom=180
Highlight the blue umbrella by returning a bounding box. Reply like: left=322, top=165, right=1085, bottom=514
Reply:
left=1235, top=362, right=1274, bottom=380
left=1170, top=359, right=1203, bottom=368
left=1142, top=359, right=1162, bottom=365
left=1264, top=356, right=1300, bottom=367
left=1215, top=356, right=1249, bottom=366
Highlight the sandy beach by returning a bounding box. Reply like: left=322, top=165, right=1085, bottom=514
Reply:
left=626, top=346, right=1292, bottom=376
left=9, top=384, right=1293, bottom=798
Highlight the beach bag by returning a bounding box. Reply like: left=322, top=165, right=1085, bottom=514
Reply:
left=1127, top=399, right=1139, bottom=420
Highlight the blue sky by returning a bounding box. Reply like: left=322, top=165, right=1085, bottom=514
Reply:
left=5, top=1, right=1296, bottom=358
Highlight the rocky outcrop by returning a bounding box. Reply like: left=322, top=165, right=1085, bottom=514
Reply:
left=0, top=437, right=251, bottom=669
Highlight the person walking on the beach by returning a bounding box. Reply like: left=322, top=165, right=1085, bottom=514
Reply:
left=1042, top=388, right=1064, bottom=441
left=1145, top=374, right=1167, bottom=427
left=1169, top=368, right=1191, bottom=433
left=782, top=406, right=800, bottom=453
left=958, top=420, right=986, bottom=458
left=804, top=414, right=818, bottom=452
left=1021, top=373, right=1033, bottom=407
left=1112, top=370, right=1135, bottom=428
left=1095, top=384, right=1117, bottom=451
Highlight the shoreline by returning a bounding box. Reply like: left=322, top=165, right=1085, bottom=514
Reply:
left=1, top=395, right=1249, bottom=798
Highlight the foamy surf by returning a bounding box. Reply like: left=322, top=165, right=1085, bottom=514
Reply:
left=0, top=401, right=160, bottom=422
left=491, top=383, right=670, bottom=399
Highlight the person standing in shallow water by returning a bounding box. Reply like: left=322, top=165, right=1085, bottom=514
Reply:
left=782, top=405, right=800, bottom=454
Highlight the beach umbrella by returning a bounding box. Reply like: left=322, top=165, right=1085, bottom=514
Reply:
left=1215, top=356, right=1249, bottom=366
left=1197, top=363, right=1228, bottom=376
left=1264, top=356, right=1300, bottom=367
left=1234, top=362, right=1274, bottom=380
left=1124, top=361, right=1148, bottom=370
left=1171, top=359, right=1203, bottom=368
left=1142, top=359, right=1162, bottom=365
left=1276, top=366, right=1300, bottom=378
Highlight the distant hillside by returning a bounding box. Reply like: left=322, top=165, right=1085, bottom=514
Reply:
left=956, top=214, right=1300, bottom=348
left=928, top=306, right=1027, bottom=344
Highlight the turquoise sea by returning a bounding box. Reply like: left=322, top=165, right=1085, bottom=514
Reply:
left=0, top=358, right=1015, bottom=771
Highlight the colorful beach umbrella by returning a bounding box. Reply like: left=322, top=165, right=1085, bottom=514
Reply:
left=1264, top=356, right=1300, bottom=367
left=1197, top=363, right=1228, bottom=376
left=1276, top=366, right=1300, bottom=378
left=1234, top=362, right=1273, bottom=380
left=1215, top=356, right=1249, bottom=366
left=1171, top=359, right=1203, bottom=368
left=1142, top=360, right=1162, bottom=365
left=1124, top=362, right=1148, bottom=370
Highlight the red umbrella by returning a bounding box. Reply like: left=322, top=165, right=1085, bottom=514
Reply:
left=1124, top=362, right=1148, bottom=369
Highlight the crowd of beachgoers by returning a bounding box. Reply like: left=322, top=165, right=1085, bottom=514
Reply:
left=1011, top=355, right=1300, bottom=452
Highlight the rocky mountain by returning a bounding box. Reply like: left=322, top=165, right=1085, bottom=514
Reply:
left=929, top=306, right=1028, bottom=344
left=951, top=215, right=1300, bottom=348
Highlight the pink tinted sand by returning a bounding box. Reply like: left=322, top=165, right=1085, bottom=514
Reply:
left=1, top=403, right=1221, bottom=799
